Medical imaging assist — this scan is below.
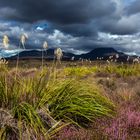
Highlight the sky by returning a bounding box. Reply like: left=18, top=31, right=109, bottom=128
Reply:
left=0, top=0, right=140, bottom=55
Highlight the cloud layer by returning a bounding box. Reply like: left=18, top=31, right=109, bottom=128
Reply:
left=0, top=0, right=140, bottom=55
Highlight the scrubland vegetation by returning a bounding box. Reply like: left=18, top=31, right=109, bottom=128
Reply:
left=0, top=60, right=140, bottom=140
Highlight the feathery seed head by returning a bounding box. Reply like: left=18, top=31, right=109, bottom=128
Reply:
left=43, top=41, right=48, bottom=49
left=116, top=54, right=119, bottom=59
left=20, top=34, right=28, bottom=47
left=0, top=58, right=8, bottom=65
left=54, top=48, right=63, bottom=60
left=133, top=58, right=139, bottom=63
left=3, top=35, right=9, bottom=49
left=71, top=56, right=75, bottom=61
left=106, top=60, right=110, bottom=64
left=127, top=56, right=130, bottom=62
left=109, top=56, right=113, bottom=59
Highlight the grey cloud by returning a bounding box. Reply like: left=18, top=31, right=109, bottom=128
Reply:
left=125, top=0, right=140, bottom=15
left=97, top=11, right=140, bottom=35
left=0, top=0, right=116, bottom=24
left=0, top=0, right=117, bottom=37
left=0, top=0, right=140, bottom=55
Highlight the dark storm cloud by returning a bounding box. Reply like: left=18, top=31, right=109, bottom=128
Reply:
left=0, top=0, right=116, bottom=24
left=0, top=0, right=140, bottom=55
left=98, top=16, right=140, bottom=35
left=0, top=0, right=138, bottom=36
left=2, top=0, right=137, bottom=37
left=53, top=22, right=98, bottom=37
left=0, top=0, right=117, bottom=37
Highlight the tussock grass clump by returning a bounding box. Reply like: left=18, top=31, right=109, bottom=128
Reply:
left=47, top=80, right=115, bottom=127
left=0, top=69, right=115, bottom=139
left=13, top=102, right=48, bottom=138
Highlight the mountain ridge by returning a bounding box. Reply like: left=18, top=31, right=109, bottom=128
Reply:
left=4, top=47, right=138, bottom=62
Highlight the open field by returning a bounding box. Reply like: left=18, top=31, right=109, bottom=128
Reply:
left=0, top=60, right=140, bottom=140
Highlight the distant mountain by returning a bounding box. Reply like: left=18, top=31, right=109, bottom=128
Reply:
left=10, top=49, right=54, bottom=59
left=7, top=49, right=76, bottom=60
left=0, top=49, right=21, bottom=58
left=77, top=47, right=130, bottom=61
left=78, top=47, right=118, bottom=59
left=6, top=47, right=137, bottom=62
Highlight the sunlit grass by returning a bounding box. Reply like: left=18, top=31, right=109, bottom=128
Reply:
left=0, top=62, right=140, bottom=139
left=0, top=64, right=116, bottom=139
left=103, top=64, right=140, bottom=77
left=64, top=66, right=99, bottom=77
